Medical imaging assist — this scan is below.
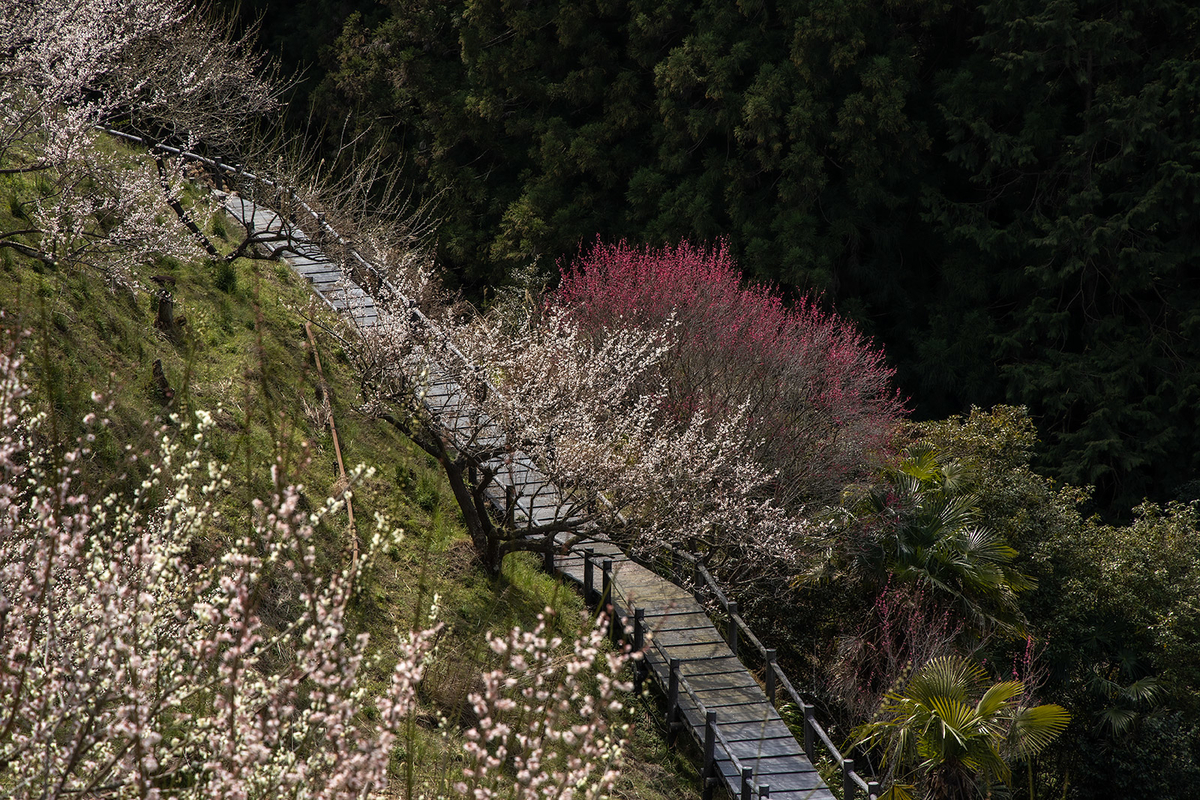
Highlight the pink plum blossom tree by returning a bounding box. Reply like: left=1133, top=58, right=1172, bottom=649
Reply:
left=554, top=239, right=907, bottom=510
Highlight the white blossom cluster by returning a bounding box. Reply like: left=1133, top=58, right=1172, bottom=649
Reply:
left=0, top=0, right=275, bottom=145
left=0, top=326, right=634, bottom=798
left=0, top=332, right=426, bottom=798
left=359, top=302, right=806, bottom=575
left=461, top=310, right=804, bottom=561
left=455, top=610, right=631, bottom=800
left=0, top=0, right=274, bottom=287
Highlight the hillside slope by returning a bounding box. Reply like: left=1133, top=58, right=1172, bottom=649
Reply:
left=0, top=137, right=699, bottom=799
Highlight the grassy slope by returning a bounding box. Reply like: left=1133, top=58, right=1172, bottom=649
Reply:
left=0, top=139, right=699, bottom=798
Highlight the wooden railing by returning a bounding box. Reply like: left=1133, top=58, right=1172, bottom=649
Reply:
left=98, top=127, right=496, bottom=386
left=576, top=552, right=778, bottom=800
left=671, top=647, right=776, bottom=800
left=627, top=546, right=882, bottom=800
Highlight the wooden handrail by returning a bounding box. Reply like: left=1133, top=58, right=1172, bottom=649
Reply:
left=585, top=549, right=772, bottom=800
left=636, top=542, right=882, bottom=800
left=649, top=631, right=770, bottom=799
left=97, top=126, right=506, bottom=403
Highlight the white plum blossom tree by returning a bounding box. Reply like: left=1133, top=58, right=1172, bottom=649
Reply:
left=0, top=329, right=434, bottom=798
left=0, top=0, right=277, bottom=287
left=0, top=327, right=631, bottom=799
left=456, top=612, right=630, bottom=800
left=354, top=302, right=807, bottom=576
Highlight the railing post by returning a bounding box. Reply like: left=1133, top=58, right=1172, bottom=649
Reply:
left=868, top=781, right=881, bottom=800
left=667, top=658, right=681, bottom=747
left=543, top=541, right=555, bottom=573
left=703, top=711, right=717, bottom=800
left=740, top=767, right=753, bottom=800
left=843, top=758, right=856, bottom=800
left=727, top=601, right=739, bottom=656
left=759, top=785, right=769, bottom=798
left=602, top=560, right=617, bottom=644
left=633, top=608, right=646, bottom=694
left=802, top=703, right=816, bottom=764
left=765, top=649, right=777, bottom=705
left=583, top=548, right=595, bottom=605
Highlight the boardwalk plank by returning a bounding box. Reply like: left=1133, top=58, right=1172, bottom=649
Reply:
left=640, top=655, right=746, bottom=680
left=726, top=737, right=810, bottom=759
left=713, top=761, right=832, bottom=795
left=715, top=719, right=799, bottom=743
left=655, top=631, right=730, bottom=651
left=643, top=613, right=716, bottom=632
left=693, top=686, right=770, bottom=708
left=681, top=670, right=760, bottom=692
left=720, top=753, right=821, bottom=777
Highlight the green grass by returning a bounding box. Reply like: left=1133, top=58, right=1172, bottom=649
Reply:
left=0, top=136, right=700, bottom=799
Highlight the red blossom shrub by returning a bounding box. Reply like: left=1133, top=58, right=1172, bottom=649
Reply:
left=554, top=239, right=906, bottom=507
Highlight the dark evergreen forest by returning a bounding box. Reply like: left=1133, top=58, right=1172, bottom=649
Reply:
left=231, top=0, right=1200, bottom=520
left=219, top=2, right=1200, bottom=796
left=233, top=0, right=1200, bottom=520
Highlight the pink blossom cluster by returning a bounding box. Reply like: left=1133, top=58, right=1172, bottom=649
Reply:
left=455, top=611, right=631, bottom=800
left=554, top=239, right=907, bottom=508
left=829, top=581, right=962, bottom=723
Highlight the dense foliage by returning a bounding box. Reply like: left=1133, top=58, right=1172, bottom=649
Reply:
left=10, top=0, right=1197, bottom=797
left=235, top=0, right=1200, bottom=516
left=897, top=408, right=1200, bottom=799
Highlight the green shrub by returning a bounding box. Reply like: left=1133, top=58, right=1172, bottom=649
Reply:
left=214, top=260, right=237, bottom=294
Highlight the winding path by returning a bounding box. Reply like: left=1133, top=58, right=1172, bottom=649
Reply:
left=220, top=191, right=842, bottom=800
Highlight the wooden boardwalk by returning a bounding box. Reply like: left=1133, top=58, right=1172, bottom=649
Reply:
left=559, top=554, right=834, bottom=799
left=219, top=192, right=837, bottom=800
left=219, top=194, right=380, bottom=330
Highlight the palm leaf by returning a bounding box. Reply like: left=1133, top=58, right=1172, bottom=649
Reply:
left=907, top=655, right=987, bottom=705
left=959, top=737, right=1012, bottom=784
left=879, top=784, right=916, bottom=800
left=1096, top=706, right=1140, bottom=737
left=927, top=696, right=976, bottom=752
left=976, top=680, right=1022, bottom=717
left=959, top=526, right=1017, bottom=565
left=1009, top=704, right=1071, bottom=758
left=1119, top=675, right=1163, bottom=704
left=937, top=493, right=980, bottom=534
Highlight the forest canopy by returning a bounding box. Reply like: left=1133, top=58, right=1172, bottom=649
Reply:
left=233, top=0, right=1200, bottom=518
